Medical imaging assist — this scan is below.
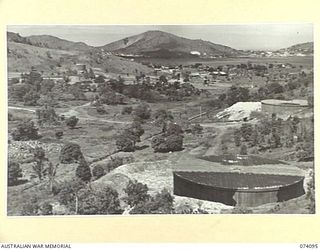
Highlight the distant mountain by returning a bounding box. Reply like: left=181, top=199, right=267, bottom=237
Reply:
left=7, top=32, right=92, bottom=51
left=279, top=42, right=313, bottom=54
left=100, top=30, right=239, bottom=58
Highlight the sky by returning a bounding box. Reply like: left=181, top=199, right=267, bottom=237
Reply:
left=7, top=24, right=313, bottom=50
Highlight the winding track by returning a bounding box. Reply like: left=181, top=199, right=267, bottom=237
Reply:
left=8, top=103, right=130, bottom=125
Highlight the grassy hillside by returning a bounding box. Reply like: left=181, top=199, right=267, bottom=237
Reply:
left=101, top=30, right=239, bottom=57
left=8, top=31, right=92, bottom=51
left=279, top=42, right=313, bottom=54
left=7, top=41, right=152, bottom=74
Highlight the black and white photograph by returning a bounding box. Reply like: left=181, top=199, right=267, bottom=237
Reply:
left=7, top=24, right=314, bottom=216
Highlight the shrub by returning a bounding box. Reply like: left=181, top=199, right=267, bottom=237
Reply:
left=191, top=123, right=203, bottom=135
left=133, top=103, right=151, bottom=120
left=231, top=207, right=253, bottom=214
left=94, top=75, right=105, bottom=83
left=66, top=116, right=79, bottom=129
left=55, top=131, right=63, bottom=139
left=151, top=134, right=183, bottom=153
left=128, top=188, right=174, bottom=214
left=21, top=196, right=39, bottom=216
left=239, top=144, right=248, bottom=155
left=11, top=120, right=39, bottom=141
left=121, top=106, right=133, bottom=115
left=23, top=90, right=40, bottom=106
left=59, top=143, right=84, bottom=163
left=92, top=165, right=105, bottom=180
left=39, top=201, right=53, bottom=215
left=75, top=159, right=92, bottom=182
left=239, top=123, right=253, bottom=142
left=105, top=156, right=124, bottom=172
left=10, top=83, right=32, bottom=101
left=115, top=134, right=135, bottom=152
left=96, top=105, right=106, bottom=114
left=8, top=113, right=14, bottom=121
left=8, top=161, right=23, bottom=186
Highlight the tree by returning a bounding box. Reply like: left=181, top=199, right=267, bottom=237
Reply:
left=165, top=134, right=183, bottom=151
left=234, top=129, right=241, bottom=146
left=58, top=178, right=86, bottom=214
left=115, top=134, right=135, bottom=152
left=36, top=106, right=59, bottom=127
left=159, top=75, right=167, bottom=83
left=32, top=147, right=48, bottom=181
left=153, top=109, right=174, bottom=130
left=88, top=68, right=95, bottom=79
left=75, top=159, right=92, bottom=182
left=128, top=188, right=174, bottom=215
left=124, top=180, right=151, bottom=207
left=133, top=103, right=151, bottom=120
left=126, top=121, right=144, bottom=142
left=151, top=133, right=183, bottom=153
left=165, top=122, right=183, bottom=136
left=23, top=90, right=40, bottom=106
left=268, top=82, right=284, bottom=94
left=92, top=165, right=105, bottom=180
left=40, top=79, right=54, bottom=94
left=21, top=195, right=40, bottom=216
left=191, top=123, right=203, bottom=135
left=59, top=143, right=84, bottom=163
left=226, top=86, right=249, bottom=106
left=308, top=94, right=314, bottom=108
left=10, top=83, right=31, bottom=101
left=121, top=106, right=133, bottom=115
left=96, top=104, right=106, bottom=114
left=239, top=144, right=248, bottom=155
left=240, top=123, right=253, bottom=142
left=11, top=120, right=39, bottom=141
left=55, top=131, right=63, bottom=139
left=46, top=162, right=59, bottom=193
left=77, top=186, right=122, bottom=215
left=94, top=75, right=105, bottom=83
left=148, top=188, right=174, bottom=214
left=66, top=116, right=79, bottom=129
left=8, top=161, right=23, bottom=186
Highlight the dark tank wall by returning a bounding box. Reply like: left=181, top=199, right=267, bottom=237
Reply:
left=173, top=173, right=237, bottom=206
left=173, top=172, right=305, bottom=207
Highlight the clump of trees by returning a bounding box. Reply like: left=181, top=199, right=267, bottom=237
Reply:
left=75, top=159, right=92, bottom=182
left=59, top=143, right=84, bottom=163
left=58, top=179, right=122, bottom=215
left=123, top=180, right=174, bottom=214
left=116, top=121, right=144, bottom=152
left=8, top=161, right=23, bottom=186
left=151, top=122, right=184, bottom=152
left=233, top=114, right=314, bottom=161
left=36, top=106, right=59, bottom=127
left=11, top=120, right=39, bottom=141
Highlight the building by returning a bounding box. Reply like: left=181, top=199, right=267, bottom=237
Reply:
left=75, top=64, right=87, bottom=74
left=173, top=154, right=305, bottom=207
